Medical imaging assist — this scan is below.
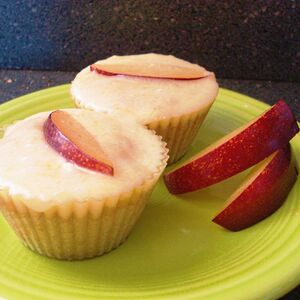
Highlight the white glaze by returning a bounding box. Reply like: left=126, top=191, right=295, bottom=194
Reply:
left=0, top=109, right=165, bottom=204
left=71, top=53, right=219, bottom=124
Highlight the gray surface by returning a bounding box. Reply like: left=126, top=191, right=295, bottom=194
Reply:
left=0, top=70, right=299, bottom=120
left=0, top=0, right=299, bottom=81
left=0, top=70, right=299, bottom=299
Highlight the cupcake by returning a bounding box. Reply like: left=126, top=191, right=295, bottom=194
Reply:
left=71, top=53, right=219, bottom=164
left=0, top=109, right=168, bottom=260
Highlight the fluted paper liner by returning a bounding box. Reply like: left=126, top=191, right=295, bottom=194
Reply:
left=146, top=105, right=213, bottom=164
left=0, top=139, right=168, bottom=260
left=74, top=98, right=213, bottom=165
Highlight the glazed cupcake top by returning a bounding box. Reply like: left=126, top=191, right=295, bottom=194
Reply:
left=71, top=53, right=219, bottom=124
left=0, top=109, right=167, bottom=209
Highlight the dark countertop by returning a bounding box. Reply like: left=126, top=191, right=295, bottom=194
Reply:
left=0, top=70, right=299, bottom=119
left=0, top=70, right=299, bottom=299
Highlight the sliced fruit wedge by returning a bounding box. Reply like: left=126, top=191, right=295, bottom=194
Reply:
left=212, top=145, right=297, bottom=231
left=164, top=100, right=299, bottom=194
left=90, top=63, right=209, bottom=80
left=43, top=110, right=113, bottom=175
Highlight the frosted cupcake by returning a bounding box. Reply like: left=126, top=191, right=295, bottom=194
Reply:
left=71, top=53, right=219, bottom=164
left=0, top=109, right=168, bottom=260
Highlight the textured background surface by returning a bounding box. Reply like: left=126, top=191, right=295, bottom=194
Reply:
left=0, top=70, right=299, bottom=120
left=0, top=0, right=299, bottom=81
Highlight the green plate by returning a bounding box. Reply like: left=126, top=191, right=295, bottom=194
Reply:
left=0, top=85, right=299, bottom=300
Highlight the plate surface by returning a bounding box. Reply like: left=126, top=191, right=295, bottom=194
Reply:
left=0, top=85, right=299, bottom=300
